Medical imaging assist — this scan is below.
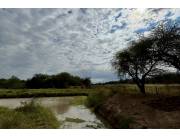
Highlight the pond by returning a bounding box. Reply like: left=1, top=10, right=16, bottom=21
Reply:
left=0, top=96, right=106, bottom=129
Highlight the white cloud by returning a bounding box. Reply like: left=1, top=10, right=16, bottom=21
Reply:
left=0, top=8, right=179, bottom=82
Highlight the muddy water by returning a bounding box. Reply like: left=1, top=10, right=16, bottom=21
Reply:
left=0, top=97, right=106, bottom=129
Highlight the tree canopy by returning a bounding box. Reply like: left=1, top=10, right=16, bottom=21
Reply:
left=112, top=38, right=162, bottom=94
left=149, top=21, right=180, bottom=70
left=26, top=72, right=91, bottom=89
left=112, top=21, right=180, bottom=94
left=0, top=72, right=91, bottom=89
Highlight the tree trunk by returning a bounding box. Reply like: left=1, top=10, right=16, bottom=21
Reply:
left=139, top=84, right=146, bottom=94
left=136, top=81, right=146, bottom=94
left=133, top=78, right=146, bottom=95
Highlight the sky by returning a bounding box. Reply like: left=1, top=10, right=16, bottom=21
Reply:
left=0, top=8, right=179, bottom=83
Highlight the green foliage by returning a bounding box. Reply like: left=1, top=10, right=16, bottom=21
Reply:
left=98, top=72, right=180, bottom=84
left=112, top=21, right=180, bottom=94
left=112, top=38, right=161, bottom=94
left=0, top=76, right=25, bottom=89
left=146, top=73, right=180, bottom=84
left=149, top=21, right=180, bottom=70
left=26, top=72, right=91, bottom=89
left=64, top=117, right=85, bottom=123
left=70, top=96, right=87, bottom=106
left=0, top=101, right=59, bottom=128
left=82, top=78, right=91, bottom=88
left=0, top=89, right=90, bottom=98
left=0, top=72, right=92, bottom=89
left=86, top=89, right=114, bottom=109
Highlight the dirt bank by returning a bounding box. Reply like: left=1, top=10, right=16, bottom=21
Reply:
left=97, top=93, right=180, bottom=128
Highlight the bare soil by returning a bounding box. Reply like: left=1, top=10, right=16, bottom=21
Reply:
left=97, top=93, right=180, bottom=128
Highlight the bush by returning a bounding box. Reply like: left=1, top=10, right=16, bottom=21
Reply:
left=86, top=89, right=114, bottom=110
left=25, top=72, right=92, bottom=89
left=0, top=101, right=59, bottom=128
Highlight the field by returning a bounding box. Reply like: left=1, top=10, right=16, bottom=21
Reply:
left=0, top=88, right=90, bottom=98
left=0, top=84, right=180, bottom=98
left=0, top=84, right=180, bottom=128
left=87, top=84, right=180, bottom=128
left=96, top=84, right=180, bottom=96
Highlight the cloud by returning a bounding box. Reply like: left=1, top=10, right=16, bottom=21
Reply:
left=0, top=8, right=179, bottom=82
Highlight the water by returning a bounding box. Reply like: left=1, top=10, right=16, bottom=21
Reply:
left=0, top=97, right=106, bottom=129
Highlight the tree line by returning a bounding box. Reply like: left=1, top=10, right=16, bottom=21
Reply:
left=97, top=72, right=180, bottom=85
left=112, top=21, right=180, bottom=94
left=0, top=72, right=91, bottom=89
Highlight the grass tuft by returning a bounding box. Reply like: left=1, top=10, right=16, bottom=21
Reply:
left=0, top=101, right=59, bottom=129
left=64, top=117, right=85, bottom=123
left=85, top=89, right=114, bottom=110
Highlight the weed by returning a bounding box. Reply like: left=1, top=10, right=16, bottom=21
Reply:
left=0, top=101, right=59, bottom=128
left=64, top=117, right=85, bottom=123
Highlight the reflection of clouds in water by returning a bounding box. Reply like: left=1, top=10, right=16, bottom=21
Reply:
left=0, top=98, right=32, bottom=109
left=35, top=97, right=75, bottom=114
left=59, top=105, right=105, bottom=128
left=33, top=97, right=105, bottom=128
left=54, top=102, right=70, bottom=114
left=0, top=97, right=106, bottom=129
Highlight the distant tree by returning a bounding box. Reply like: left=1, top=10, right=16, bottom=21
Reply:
left=1, top=76, right=26, bottom=89
left=53, top=72, right=72, bottom=88
left=3, top=72, right=90, bottom=89
left=146, top=72, right=180, bottom=84
left=26, top=74, right=49, bottom=88
left=112, top=38, right=163, bottom=94
left=0, top=79, right=8, bottom=88
left=82, top=77, right=91, bottom=88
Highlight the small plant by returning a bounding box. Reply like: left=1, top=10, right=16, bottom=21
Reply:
left=0, top=101, right=59, bottom=128
left=86, top=89, right=113, bottom=110
left=64, top=117, right=85, bottom=123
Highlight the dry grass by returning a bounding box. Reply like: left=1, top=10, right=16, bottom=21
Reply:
left=94, top=84, right=180, bottom=96
left=0, top=101, right=59, bottom=128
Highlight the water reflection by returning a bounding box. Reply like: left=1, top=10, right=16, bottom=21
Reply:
left=0, top=97, right=106, bottom=129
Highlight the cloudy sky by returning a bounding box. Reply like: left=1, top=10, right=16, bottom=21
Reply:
left=0, top=8, right=179, bottom=83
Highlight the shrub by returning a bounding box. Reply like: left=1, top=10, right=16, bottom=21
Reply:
left=0, top=101, right=59, bottom=128
left=86, top=89, right=113, bottom=110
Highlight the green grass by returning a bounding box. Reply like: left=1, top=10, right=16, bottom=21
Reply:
left=0, top=84, right=179, bottom=99
left=70, top=96, right=87, bottom=106
left=0, top=88, right=90, bottom=98
left=88, top=84, right=180, bottom=106
left=85, top=84, right=180, bottom=128
left=64, top=117, right=85, bottom=123
left=85, top=88, right=114, bottom=110
left=0, top=84, right=179, bottom=129
left=0, top=101, right=59, bottom=128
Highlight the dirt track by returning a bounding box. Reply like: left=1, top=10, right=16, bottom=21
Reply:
left=97, top=93, right=180, bottom=128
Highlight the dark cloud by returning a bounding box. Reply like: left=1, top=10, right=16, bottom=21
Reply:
left=115, top=12, right=122, bottom=22
left=79, top=8, right=87, bottom=14
left=110, top=22, right=127, bottom=33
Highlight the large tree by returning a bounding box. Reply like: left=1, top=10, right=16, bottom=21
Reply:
left=112, top=38, right=162, bottom=94
left=149, top=21, right=180, bottom=70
